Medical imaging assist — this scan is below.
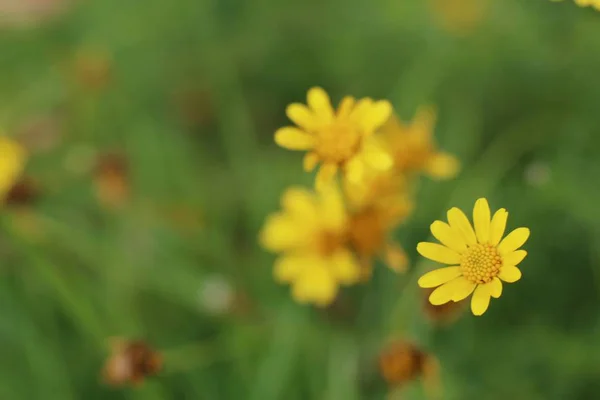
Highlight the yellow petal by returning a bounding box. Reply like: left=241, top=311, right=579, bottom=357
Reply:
left=303, top=152, right=320, bottom=172
left=473, top=198, right=491, bottom=244
left=425, top=152, right=460, bottom=180
left=337, top=96, right=355, bottom=118
left=286, top=103, right=317, bottom=131
left=489, top=278, right=502, bottom=298
left=383, top=242, right=409, bottom=273
left=429, top=276, right=470, bottom=305
left=418, top=266, right=462, bottom=288
left=291, top=265, right=337, bottom=306
left=318, top=183, right=347, bottom=232
left=361, top=138, right=393, bottom=170
left=344, top=158, right=364, bottom=184
left=360, top=100, right=393, bottom=134
left=489, top=208, right=508, bottom=246
left=307, top=87, right=334, bottom=123
left=274, top=127, right=315, bottom=150
left=447, top=207, right=477, bottom=246
left=417, top=242, right=462, bottom=264
left=0, top=137, right=27, bottom=199
left=450, top=279, right=477, bottom=302
left=259, top=214, right=313, bottom=251
left=349, top=98, right=374, bottom=122
left=503, top=250, right=527, bottom=266
left=274, top=255, right=308, bottom=282
left=281, top=187, right=317, bottom=220
left=430, top=221, right=467, bottom=253
left=413, top=106, right=437, bottom=138
left=315, top=163, right=338, bottom=192
left=497, top=227, right=530, bottom=255
left=330, top=249, right=361, bottom=284
left=470, top=284, right=491, bottom=316
left=498, top=265, right=522, bottom=283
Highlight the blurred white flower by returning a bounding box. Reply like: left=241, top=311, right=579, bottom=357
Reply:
left=524, top=161, right=551, bottom=187
left=197, top=275, right=235, bottom=316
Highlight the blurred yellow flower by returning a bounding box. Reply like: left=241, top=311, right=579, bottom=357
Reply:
left=275, top=87, right=393, bottom=190
left=0, top=136, right=27, bottom=201
left=429, top=0, right=488, bottom=36
left=417, top=198, right=530, bottom=316
left=381, top=106, right=459, bottom=180
left=260, top=184, right=361, bottom=306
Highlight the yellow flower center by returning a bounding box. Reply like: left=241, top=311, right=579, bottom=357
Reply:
left=317, top=230, right=345, bottom=256
left=460, top=243, right=502, bottom=284
left=315, top=122, right=361, bottom=163
left=348, top=208, right=385, bottom=257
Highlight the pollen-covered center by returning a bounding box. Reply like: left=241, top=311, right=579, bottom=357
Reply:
left=315, top=122, right=361, bottom=163
left=460, top=243, right=502, bottom=284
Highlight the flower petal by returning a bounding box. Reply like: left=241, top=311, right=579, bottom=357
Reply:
left=489, top=277, right=503, bottom=298
left=498, top=265, right=522, bottom=283
left=307, top=87, right=334, bottom=123
left=503, top=250, right=527, bottom=266
left=425, top=152, right=460, bottom=180
left=291, top=265, right=337, bottom=306
left=430, top=221, right=467, bottom=253
left=281, top=187, right=317, bottom=220
left=473, top=198, right=491, bottom=244
left=315, top=163, right=339, bottom=192
left=286, top=103, right=317, bottom=131
left=330, top=249, right=361, bottom=284
left=318, top=183, right=347, bottom=231
left=361, top=137, right=393, bottom=170
left=303, top=152, right=320, bottom=172
left=344, top=158, right=365, bottom=184
left=470, top=284, right=491, bottom=316
left=429, top=276, right=470, bottom=305
left=275, top=127, right=315, bottom=150
left=417, top=242, right=462, bottom=264
left=259, top=214, right=313, bottom=251
left=451, top=279, right=477, bottom=302
left=418, top=266, right=462, bottom=288
left=360, top=100, right=392, bottom=134
left=447, top=207, right=477, bottom=246
left=489, top=208, right=508, bottom=246
left=337, top=96, right=355, bottom=118
left=497, top=227, right=530, bottom=255
left=274, top=255, right=310, bottom=282
left=383, top=242, right=409, bottom=273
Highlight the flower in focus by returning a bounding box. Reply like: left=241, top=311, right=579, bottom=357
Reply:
left=378, top=340, right=440, bottom=395
left=275, top=87, right=393, bottom=190
left=260, top=184, right=361, bottom=306
left=417, top=198, right=530, bottom=316
left=0, top=136, right=27, bottom=202
left=381, top=106, right=459, bottom=180
left=102, top=338, right=163, bottom=387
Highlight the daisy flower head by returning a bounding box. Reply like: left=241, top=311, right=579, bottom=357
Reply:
left=0, top=135, right=27, bottom=201
left=417, top=198, right=530, bottom=316
left=260, top=183, right=361, bottom=306
left=275, top=87, right=394, bottom=190
left=381, top=106, right=460, bottom=180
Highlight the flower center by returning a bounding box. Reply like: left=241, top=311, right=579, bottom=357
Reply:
left=317, top=230, right=344, bottom=256
left=315, top=122, right=361, bottom=163
left=460, top=243, right=502, bottom=284
left=348, top=208, right=385, bottom=256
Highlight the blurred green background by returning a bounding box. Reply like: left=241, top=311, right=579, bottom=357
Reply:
left=1, top=0, right=600, bottom=399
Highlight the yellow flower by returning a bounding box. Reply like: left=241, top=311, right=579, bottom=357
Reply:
left=260, top=184, right=361, bottom=306
left=0, top=136, right=27, bottom=202
left=381, top=106, right=459, bottom=180
left=417, top=198, right=530, bottom=316
left=552, top=0, right=600, bottom=9
left=275, top=87, right=393, bottom=190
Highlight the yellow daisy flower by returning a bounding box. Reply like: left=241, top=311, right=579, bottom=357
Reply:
left=0, top=136, right=27, bottom=202
left=274, top=87, right=394, bottom=190
left=259, top=184, right=361, bottom=306
left=381, top=106, right=459, bottom=180
left=417, top=198, right=530, bottom=316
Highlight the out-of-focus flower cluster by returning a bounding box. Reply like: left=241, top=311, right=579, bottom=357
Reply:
left=260, top=87, right=460, bottom=306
